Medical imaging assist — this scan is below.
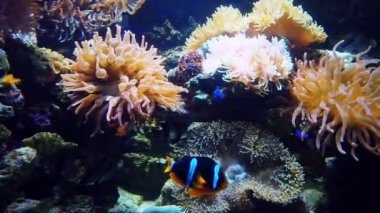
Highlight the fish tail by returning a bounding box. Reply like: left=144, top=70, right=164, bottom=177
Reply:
left=164, top=156, right=174, bottom=173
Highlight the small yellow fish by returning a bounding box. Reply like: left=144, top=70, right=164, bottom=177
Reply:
left=1, top=74, right=21, bottom=86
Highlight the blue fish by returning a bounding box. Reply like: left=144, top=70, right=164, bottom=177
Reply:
left=295, top=130, right=310, bottom=140
left=213, top=86, right=225, bottom=102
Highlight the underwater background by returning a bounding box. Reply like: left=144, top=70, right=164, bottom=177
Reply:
left=1, top=0, right=380, bottom=212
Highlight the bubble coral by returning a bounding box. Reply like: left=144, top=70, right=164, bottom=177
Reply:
left=291, top=41, right=380, bottom=161
left=184, top=6, right=249, bottom=52
left=247, top=0, right=327, bottom=47
left=58, top=25, right=187, bottom=135
left=202, top=34, right=293, bottom=94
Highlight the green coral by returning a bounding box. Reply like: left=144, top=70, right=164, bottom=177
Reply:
left=129, top=118, right=164, bottom=149
left=0, top=124, right=11, bottom=141
left=22, top=132, right=77, bottom=156
left=123, top=153, right=163, bottom=174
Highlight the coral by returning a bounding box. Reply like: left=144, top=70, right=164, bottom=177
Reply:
left=0, top=0, right=39, bottom=34
left=300, top=188, right=326, bottom=213
left=0, top=103, right=14, bottom=119
left=184, top=6, right=249, bottom=52
left=0, top=79, right=24, bottom=109
left=95, top=0, right=146, bottom=15
left=0, top=124, right=11, bottom=141
left=22, top=132, right=77, bottom=156
left=147, top=19, right=184, bottom=50
left=5, top=198, right=42, bottom=213
left=58, top=25, right=187, bottom=135
left=178, top=192, right=230, bottom=213
left=247, top=0, right=327, bottom=47
left=142, top=205, right=181, bottom=213
left=172, top=121, right=304, bottom=209
left=37, top=0, right=146, bottom=42
left=35, top=48, right=72, bottom=74
left=177, top=51, right=203, bottom=83
left=291, top=41, right=380, bottom=160
left=28, top=111, right=52, bottom=128
left=0, top=147, right=37, bottom=178
left=202, top=34, right=293, bottom=94
left=109, top=187, right=143, bottom=212
left=0, top=49, right=10, bottom=73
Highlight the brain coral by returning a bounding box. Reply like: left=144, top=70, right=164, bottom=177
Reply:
left=291, top=41, right=380, bottom=160
left=59, top=25, right=187, bottom=135
left=172, top=121, right=304, bottom=210
left=202, top=34, right=293, bottom=94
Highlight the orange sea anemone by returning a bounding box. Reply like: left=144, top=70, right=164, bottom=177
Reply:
left=291, top=41, right=380, bottom=160
left=247, top=0, right=327, bottom=48
left=184, top=5, right=249, bottom=52
left=58, top=25, right=187, bottom=136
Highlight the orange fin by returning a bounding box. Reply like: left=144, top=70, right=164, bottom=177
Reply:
left=188, top=187, right=217, bottom=198
left=164, top=156, right=174, bottom=173
left=197, top=174, right=207, bottom=185
left=192, top=174, right=207, bottom=189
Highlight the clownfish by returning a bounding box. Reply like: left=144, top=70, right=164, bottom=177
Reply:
left=164, top=156, right=228, bottom=197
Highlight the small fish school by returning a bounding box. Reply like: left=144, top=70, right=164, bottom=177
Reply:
left=165, top=156, right=228, bottom=197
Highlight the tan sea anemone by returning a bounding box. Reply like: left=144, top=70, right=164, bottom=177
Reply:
left=291, top=41, right=380, bottom=160
left=58, top=25, right=187, bottom=135
left=202, top=34, right=293, bottom=94
left=247, top=0, right=327, bottom=47
left=184, top=5, right=249, bottom=52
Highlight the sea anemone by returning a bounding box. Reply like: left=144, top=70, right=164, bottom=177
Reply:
left=202, top=34, right=293, bottom=94
left=174, top=121, right=304, bottom=208
left=291, top=41, right=380, bottom=160
left=58, top=25, right=187, bottom=136
left=247, top=0, right=327, bottom=47
left=184, top=6, right=248, bottom=52
left=37, top=0, right=146, bottom=42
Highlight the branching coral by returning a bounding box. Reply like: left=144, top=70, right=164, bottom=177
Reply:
left=291, top=41, right=380, bottom=160
left=0, top=0, right=39, bottom=34
left=202, top=34, right=293, bottom=94
left=172, top=121, right=304, bottom=209
left=247, top=0, right=327, bottom=47
left=184, top=6, right=249, bottom=52
left=58, top=25, right=187, bottom=135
